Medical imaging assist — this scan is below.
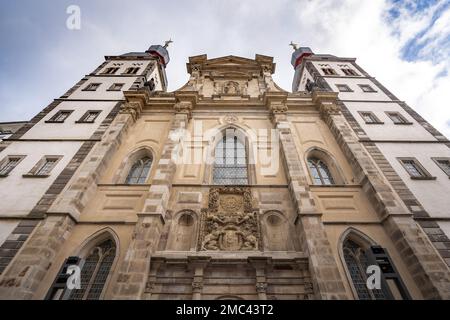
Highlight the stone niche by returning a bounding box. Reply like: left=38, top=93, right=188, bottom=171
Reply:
left=198, top=187, right=261, bottom=251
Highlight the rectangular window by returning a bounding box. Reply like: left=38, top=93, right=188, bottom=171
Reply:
left=123, top=67, right=140, bottom=75
left=358, top=111, right=383, bottom=124
left=76, top=110, right=101, bottom=123
left=24, top=156, right=62, bottom=177
left=46, top=110, right=73, bottom=123
left=358, top=84, right=377, bottom=92
left=398, top=158, right=435, bottom=180
left=432, top=158, right=450, bottom=177
left=82, top=83, right=101, bottom=91
left=321, top=68, right=337, bottom=75
left=107, top=83, right=125, bottom=91
left=101, top=67, right=119, bottom=75
left=0, top=156, right=25, bottom=176
left=386, top=112, right=411, bottom=125
left=336, top=84, right=353, bottom=92
left=341, top=68, right=359, bottom=76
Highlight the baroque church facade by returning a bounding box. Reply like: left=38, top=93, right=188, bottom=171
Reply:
left=0, top=43, right=450, bottom=300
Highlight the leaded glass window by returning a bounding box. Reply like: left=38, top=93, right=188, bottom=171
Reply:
left=307, top=157, right=334, bottom=185
left=69, top=239, right=116, bottom=300
left=213, top=133, right=248, bottom=185
left=35, top=157, right=58, bottom=176
left=0, top=157, right=22, bottom=176
left=401, top=160, right=425, bottom=178
left=343, top=239, right=387, bottom=300
left=126, top=156, right=152, bottom=184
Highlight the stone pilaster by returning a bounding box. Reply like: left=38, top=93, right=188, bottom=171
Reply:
left=268, top=103, right=349, bottom=300
left=189, top=256, right=209, bottom=300
left=111, top=102, right=191, bottom=299
left=312, top=90, right=450, bottom=299
left=249, top=257, right=270, bottom=300
left=0, top=103, right=133, bottom=300
left=0, top=215, right=75, bottom=299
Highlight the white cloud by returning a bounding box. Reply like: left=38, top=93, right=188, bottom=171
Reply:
left=0, top=0, right=449, bottom=137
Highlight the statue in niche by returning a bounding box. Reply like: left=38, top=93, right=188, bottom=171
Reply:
left=223, top=81, right=240, bottom=95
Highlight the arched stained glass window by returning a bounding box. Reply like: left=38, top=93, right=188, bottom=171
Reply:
left=343, top=239, right=387, bottom=300
left=126, top=156, right=152, bottom=184
left=307, top=157, right=334, bottom=185
left=69, top=239, right=116, bottom=300
left=213, top=131, right=248, bottom=185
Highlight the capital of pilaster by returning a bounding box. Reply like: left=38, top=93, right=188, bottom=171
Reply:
left=311, top=90, right=341, bottom=119
left=256, top=282, right=268, bottom=293
left=119, top=101, right=142, bottom=121
left=173, top=101, right=193, bottom=119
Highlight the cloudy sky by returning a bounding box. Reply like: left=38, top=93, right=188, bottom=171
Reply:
left=1, top=0, right=449, bottom=136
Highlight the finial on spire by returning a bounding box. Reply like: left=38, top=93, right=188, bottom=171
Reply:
left=289, top=41, right=299, bottom=51
left=164, top=39, right=173, bottom=49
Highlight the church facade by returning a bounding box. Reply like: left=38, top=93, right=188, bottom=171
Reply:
left=0, top=43, right=449, bottom=300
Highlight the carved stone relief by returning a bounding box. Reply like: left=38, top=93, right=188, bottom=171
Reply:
left=199, top=187, right=260, bottom=251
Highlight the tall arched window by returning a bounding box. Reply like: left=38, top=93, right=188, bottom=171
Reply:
left=69, top=239, right=116, bottom=300
left=126, top=156, right=152, bottom=184
left=343, top=239, right=387, bottom=300
left=213, top=130, right=248, bottom=185
left=307, top=157, right=335, bottom=185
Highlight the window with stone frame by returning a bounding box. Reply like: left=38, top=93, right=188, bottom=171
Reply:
left=123, top=67, right=140, bottom=75
left=24, top=156, right=62, bottom=177
left=385, top=111, right=411, bottom=125
left=101, top=67, right=119, bottom=75
left=82, top=83, right=101, bottom=91
left=213, top=130, right=248, bottom=185
left=398, top=157, right=435, bottom=180
left=46, top=110, right=73, bottom=123
left=0, top=155, right=25, bottom=176
left=321, top=67, right=337, bottom=75
left=307, top=157, right=335, bottom=185
left=358, top=111, right=383, bottom=124
left=358, top=84, right=377, bottom=92
left=107, top=83, right=125, bottom=91
left=341, top=68, right=359, bottom=76
left=76, top=110, right=102, bottom=123
left=343, top=239, right=389, bottom=300
left=432, top=157, right=450, bottom=178
left=125, top=156, right=153, bottom=184
left=68, top=239, right=116, bottom=300
left=336, top=84, right=353, bottom=92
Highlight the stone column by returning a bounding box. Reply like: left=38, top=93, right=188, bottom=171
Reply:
left=189, top=256, right=209, bottom=300
left=0, top=104, right=136, bottom=300
left=312, top=90, right=450, bottom=299
left=249, top=257, right=269, bottom=300
left=267, top=102, right=349, bottom=300
left=111, top=102, right=192, bottom=300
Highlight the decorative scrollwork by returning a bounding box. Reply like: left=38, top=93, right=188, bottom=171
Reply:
left=199, top=187, right=260, bottom=251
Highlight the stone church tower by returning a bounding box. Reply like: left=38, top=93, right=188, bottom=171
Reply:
left=0, top=42, right=449, bottom=300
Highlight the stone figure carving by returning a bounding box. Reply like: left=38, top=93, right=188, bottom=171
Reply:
left=223, top=81, right=240, bottom=95
left=199, top=187, right=260, bottom=251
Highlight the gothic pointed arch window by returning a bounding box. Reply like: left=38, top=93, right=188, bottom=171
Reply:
left=126, top=156, right=152, bottom=184
left=306, top=148, right=346, bottom=186
left=46, top=237, right=117, bottom=300
left=307, top=157, right=334, bottom=185
left=213, top=129, right=248, bottom=185
left=68, top=238, right=117, bottom=300
left=341, top=232, right=410, bottom=300
left=343, top=238, right=387, bottom=300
